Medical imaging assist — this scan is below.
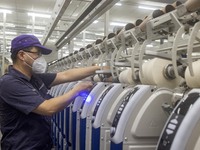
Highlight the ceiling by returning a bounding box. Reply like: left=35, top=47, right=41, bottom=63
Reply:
left=0, top=0, right=186, bottom=59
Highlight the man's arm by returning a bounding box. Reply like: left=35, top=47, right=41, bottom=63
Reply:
left=50, top=66, right=102, bottom=86
left=32, top=81, right=93, bottom=116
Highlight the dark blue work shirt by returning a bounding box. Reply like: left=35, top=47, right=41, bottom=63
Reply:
left=0, top=66, right=56, bottom=150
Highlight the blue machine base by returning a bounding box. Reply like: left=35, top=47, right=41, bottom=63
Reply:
left=110, top=141, right=123, bottom=150
left=91, top=127, right=100, bottom=150
left=80, top=118, right=86, bottom=150
left=72, top=112, right=77, bottom=150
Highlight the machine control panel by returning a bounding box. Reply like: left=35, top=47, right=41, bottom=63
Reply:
left=157, top=92, right=199, bottom=150
left=92, top=85, right=114, bottom=118
left=80, top=83, right=97, bottom=111
left=110, top=87, right=139, bottom=137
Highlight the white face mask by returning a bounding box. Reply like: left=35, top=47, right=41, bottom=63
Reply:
left=24, top=52, right=47, bottom=73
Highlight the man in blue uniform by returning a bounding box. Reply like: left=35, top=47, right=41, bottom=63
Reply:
left=0, top=34, right=103, bottom=149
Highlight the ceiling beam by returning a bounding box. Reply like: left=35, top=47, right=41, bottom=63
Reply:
left=42, top=0, right=72, bottom=45
left=55, top=0, right=102, bottom=47
left=56, top=0, right=120, bottom=50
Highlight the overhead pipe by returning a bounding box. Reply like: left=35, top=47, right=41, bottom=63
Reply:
left=42, top=0, right=72, bottom=45
left=55, top=0, right=102, bottom=46
left=56, top=0, right=120, bottom=50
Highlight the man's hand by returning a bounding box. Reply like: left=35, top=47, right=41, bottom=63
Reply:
left=102, top=66, right=110, bottom=71
left=72, top=81, right=94, bottom=96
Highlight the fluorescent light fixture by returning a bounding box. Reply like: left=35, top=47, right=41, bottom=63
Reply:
left=164, top=39, right=168, bottom=43
left=0, top=9, right=12, bottom=14
left=138, top=1, right=166, bottom=8
left=26, top=25, right=45, bottom=30
left=155, top=39, right=168, bottom=43
left=5, top=31, right=17, bottom=35
left=138, top=5, right=157, bottom=10
left=110, top=22, right=126, bottom=27
left=82, top=39, right=96, bottom=42
left=147, top=44, right=153, bottom=47
left=155, top=40, right=160, bottom=42
left=73, top=38, right=77, bottom=40
left=75, top=43, right=83, bottom=46
left=192, top=53, right=200, bottom=57
left=62, top=53, right=68, bottom=57
left=95, top=33, right=104, bottom=36
left=0, top=23, right=15, bottom=27
left=74, top=48, right=80, bottom=51
left=33, top=34, right=43, bottom=37
left=115, top=3, right=122, bottom=6
left=49, top=39, right=57, bottom=42
left=0, top=36, right=13, bottom=40
left=82, top=30, right=104, bottom=36
left=93, top=20, right=98, bottom=24
left=28, top=12, right=51, bottom=18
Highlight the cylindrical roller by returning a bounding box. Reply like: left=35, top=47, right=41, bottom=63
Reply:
left=172, top=1, right=182, bottom=7
left=185, top=60, right=200, bottom=88
left=79, top=47, right=85, bottom=51
left=139, top=58, right=183, bottom=89
left=139, top=15, right=152, bottom=32
left=135, top=19, right=143, bottom=26
left=164, top=4, right=175, bottom=13
left=93, top=74, right=101, bottom=82
left=119, top=68, right=135, bottom=85
left=95, top=39, right=103, bottom=45
left=152, top=9, right=165, bottom=18
left=185, top=0, right=200, bottom=12
left=139, top=1, right=183, bottom=31
left=125, top=23, right=135, bottom=31
left=86, top=44, right=92, bottom=49
left=107, top=33, right=116, bottom=39
left=116, top=27, right=123, bottom=35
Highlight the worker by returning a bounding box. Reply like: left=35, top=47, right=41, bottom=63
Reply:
left=0, top=34, right=107, bottom=149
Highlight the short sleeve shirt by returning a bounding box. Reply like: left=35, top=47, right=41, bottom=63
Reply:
left=0, top=66, right=56, bottom=150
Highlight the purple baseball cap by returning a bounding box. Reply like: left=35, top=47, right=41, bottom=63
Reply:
left=11, top=34, right=52, bottom=55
